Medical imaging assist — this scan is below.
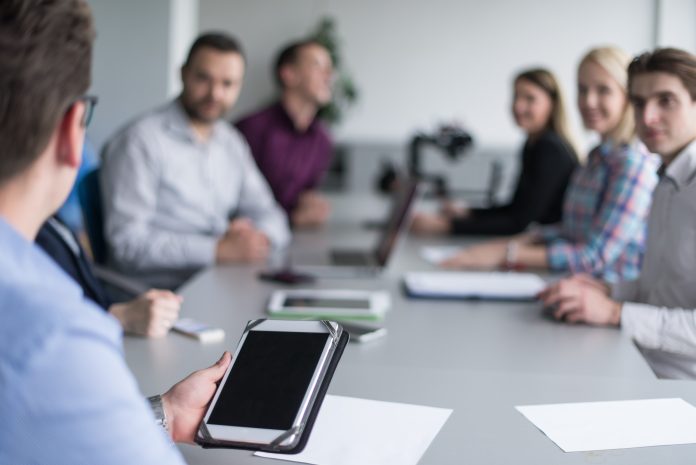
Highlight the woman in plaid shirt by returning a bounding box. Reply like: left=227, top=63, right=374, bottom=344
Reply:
left=441, top=46, right=660, bottom=283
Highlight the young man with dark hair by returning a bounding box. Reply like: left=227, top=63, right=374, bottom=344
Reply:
left=0, top=1, right=230, bottom=462
left=540, top=48, right=696, bottom=379
left=236, top=39, right=334, bottom=228
left=101, top=32, right=290, bottom=289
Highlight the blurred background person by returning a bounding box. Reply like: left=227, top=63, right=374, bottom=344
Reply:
left=237, top=39, right=334, bottom=229
left=441, top=46, right=659, bottom=284
left=411, top=68, right=578, bottom=236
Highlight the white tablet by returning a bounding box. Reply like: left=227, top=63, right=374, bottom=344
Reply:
left=198, top=319, right=346, bottom=451
left=268, top=289, right=391, bottom=320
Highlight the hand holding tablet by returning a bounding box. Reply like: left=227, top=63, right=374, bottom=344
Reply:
left=196, top=319, right=348, bottom=453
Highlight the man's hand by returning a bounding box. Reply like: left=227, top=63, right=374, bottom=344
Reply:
left=440, top=199, right=470, bottom=219
left=511, top=231, right=538, bottom=246
left=439, top=241, right=507, bottom=269
left=539, top=275, right=621, bottom=326
left=109, top=289, right=182, bottom=338
left=538, top=274, right=610, bottom=308
left=162, top=351, right=232, bottom=444
left=291, top=191, right=330, bottom=228
left=215, top=218, right=270, bottom=263
left=410, top=212, right=451, bottom=235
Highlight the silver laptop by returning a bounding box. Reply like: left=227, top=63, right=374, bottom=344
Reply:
left=295, top=180, right=420, bottom=278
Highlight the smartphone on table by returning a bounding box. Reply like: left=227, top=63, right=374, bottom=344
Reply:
left=340, top=322, right=388, bottom=343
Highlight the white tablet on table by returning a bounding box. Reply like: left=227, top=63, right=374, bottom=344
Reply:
left=268, top=289, right=391, bottom=321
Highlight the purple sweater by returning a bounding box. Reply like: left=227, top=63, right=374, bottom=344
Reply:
left=235, top=102, right=333, bottom=212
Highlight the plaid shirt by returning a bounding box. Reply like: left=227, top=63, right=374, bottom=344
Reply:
left=540, top=141, right=659, bottom=283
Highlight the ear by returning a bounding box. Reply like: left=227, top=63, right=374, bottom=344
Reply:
left=55, top=102, right=84, bottom=169
left=279, top=64, right=297, bottom=89
left=181, top=65, right=188, bottom=85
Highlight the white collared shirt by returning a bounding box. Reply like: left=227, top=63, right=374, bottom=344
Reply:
left=614, top=139, right=696, bottom=378
left=101, top=100, right=291, bottom=289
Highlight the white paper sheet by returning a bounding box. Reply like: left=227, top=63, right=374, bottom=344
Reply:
left=516, top=398, right=696, bottom=452
left=404, top=271, right=545, bottom=300
left=255, top=395, right=452, bottom=465
left=419, top=246, right=461, bottom=264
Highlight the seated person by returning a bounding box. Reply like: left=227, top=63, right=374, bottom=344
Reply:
left=101, top=33, right=291, bottom=289
left=236, top=39, right=334, bottom=228
left=412, top=68, right=579, bottom=235
left=0, top=2, right=229, bottom=462
left=36, top=216, right=181, bottom=337
left=441, top=47, right=660, bottom=283
left=540, top=48, right=696, bottom=379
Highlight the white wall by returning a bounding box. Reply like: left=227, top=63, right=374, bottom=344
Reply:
left=200, top=0, right=663, bottom=149
left=169, top=0, right=200, bottom=97
left=86, top=0, right=696, bottom=159
left=87, top=0, right=198, bottom=151
left=88, top=0, right=171, bottom=150
left=657, top=0, right=696, bottom=50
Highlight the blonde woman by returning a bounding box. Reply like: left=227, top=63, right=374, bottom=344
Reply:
left=412, top=68, right=578, bottom=235
left=441, top=46, right=659, bottom=283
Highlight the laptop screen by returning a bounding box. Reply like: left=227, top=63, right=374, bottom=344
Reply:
left=373, top=180, right=419, bottom=266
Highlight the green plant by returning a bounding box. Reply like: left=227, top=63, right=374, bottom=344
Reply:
left=310, top=17, right=359, bottom=125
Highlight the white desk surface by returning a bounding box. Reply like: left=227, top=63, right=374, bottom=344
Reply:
left=124, top=195, right=696, bottom=464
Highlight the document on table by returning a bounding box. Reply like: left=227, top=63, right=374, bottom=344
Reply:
left=516, top=398, right=696, bottom=452
left=255, top=395, right=452, bottom=465
left=419, top=246, right=461, bottom=264
left=403, top=271, right=546, bottom=300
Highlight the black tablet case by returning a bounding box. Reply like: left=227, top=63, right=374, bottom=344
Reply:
left=195, top=328, right=349, bottom=453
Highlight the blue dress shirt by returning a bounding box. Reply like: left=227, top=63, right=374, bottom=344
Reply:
left=0, top=217, right=185, bottom=464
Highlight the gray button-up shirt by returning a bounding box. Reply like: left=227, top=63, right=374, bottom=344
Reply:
left=101, top=100, right=291, bottom=289
left=613, top=139, right=696, bottom=379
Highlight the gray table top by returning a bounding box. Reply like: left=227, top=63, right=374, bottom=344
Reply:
left=123, top=199, right=696, bottom=464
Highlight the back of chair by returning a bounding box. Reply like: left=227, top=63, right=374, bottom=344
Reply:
left=77, top=168, right=108, bottom=265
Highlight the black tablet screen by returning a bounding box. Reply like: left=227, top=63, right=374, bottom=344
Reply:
left=283, top=296, right=370, bottom=309
left=208, top=330, right=329, bottom=430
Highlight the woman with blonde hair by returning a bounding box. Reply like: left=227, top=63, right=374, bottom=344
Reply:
left=441, top=46, right=659, bottom=283
left=412, top=67, right=579, bottom=235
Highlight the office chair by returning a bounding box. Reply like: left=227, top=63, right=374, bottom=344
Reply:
left=77, top=167, right=148, bottom=300
left=77, top=168, right=108, bottom=265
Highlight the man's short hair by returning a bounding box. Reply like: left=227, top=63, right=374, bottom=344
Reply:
left=628, top=48, right=696, bottom=101
left=274, top=39, right=327, bottom=88
left=0, top=0, right=94, bottom=185
left=183, top=32, right=245, bottom=68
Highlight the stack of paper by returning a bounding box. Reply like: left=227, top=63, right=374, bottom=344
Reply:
left=404, top=271, right=546, bottom=300
left=256, top=395, right=452, bottom=465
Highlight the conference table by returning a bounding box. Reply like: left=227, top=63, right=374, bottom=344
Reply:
left=124, top=194, right=696, bottom=464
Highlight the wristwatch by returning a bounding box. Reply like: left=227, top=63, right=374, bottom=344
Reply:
left=148, top=394, right=169, bottom=432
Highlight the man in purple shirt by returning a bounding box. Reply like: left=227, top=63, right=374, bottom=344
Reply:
left=236, top=39, right=334, bottom=228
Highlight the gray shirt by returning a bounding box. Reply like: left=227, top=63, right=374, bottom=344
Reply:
left=101, top=100, right=290, bottom=289
left=613, top=139, right=696, bottom=379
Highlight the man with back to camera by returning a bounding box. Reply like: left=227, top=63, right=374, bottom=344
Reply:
left=236, top=39, right=334, bottom=229
left=539, top=48, right=696, bottom=379
left=0, top=1, right=233, bottom=463
left=101, top=33, right=290, bottom=290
